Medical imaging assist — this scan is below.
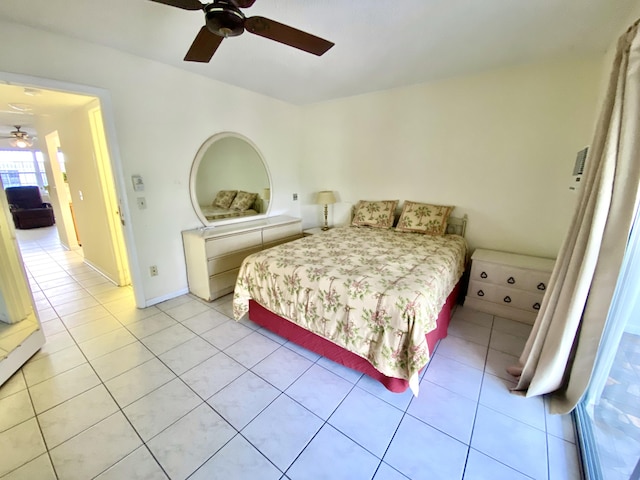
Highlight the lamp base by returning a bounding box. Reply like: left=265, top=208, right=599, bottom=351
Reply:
left=322, top=204, right=330, bottom=231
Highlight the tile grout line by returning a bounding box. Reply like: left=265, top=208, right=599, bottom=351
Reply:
left=17, top=241, right=172, bottom=478
left=461, top=315, right=494, bottom=479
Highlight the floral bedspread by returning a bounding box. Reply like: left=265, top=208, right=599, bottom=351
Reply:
left=233, top=226, right=467, bottom=394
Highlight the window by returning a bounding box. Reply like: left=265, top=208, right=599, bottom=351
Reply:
left=0, top=150, right=48, bottom=191
left=577, top=207, right=640, bottom=479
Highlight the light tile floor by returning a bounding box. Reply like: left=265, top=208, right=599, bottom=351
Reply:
left=0, top=226, right=582, bottom=479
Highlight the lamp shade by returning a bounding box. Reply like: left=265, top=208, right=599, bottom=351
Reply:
left=316, top=191, right=336, bottom=205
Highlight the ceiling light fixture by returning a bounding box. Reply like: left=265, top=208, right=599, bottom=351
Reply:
left=10, top=137, right=30, bottom=149
left=6, top=126, right=34, bottom=149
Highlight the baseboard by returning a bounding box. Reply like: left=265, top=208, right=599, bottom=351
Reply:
left=82, top=258, right=118, bottom=286
left=145, top=288, right=190, bottom=308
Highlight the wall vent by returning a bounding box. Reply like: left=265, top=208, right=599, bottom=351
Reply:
left=570, top=147, right=588, bottom=192
left=573, top=147, right=588, bottom=175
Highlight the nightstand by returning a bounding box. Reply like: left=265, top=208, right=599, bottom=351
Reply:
left=464, top=249, right=555, bottom=325
left=303, top=227, right=328, bottom=236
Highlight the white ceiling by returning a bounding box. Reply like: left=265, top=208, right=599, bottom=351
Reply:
left=0, top=85, right=95, bottom=148
left=0, top=0, right=636, bottom=108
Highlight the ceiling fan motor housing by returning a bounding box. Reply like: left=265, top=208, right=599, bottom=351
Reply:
left=205, top=3, right=245, bottom=37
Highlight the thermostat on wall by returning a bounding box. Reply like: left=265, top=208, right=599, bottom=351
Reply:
left=131, top=175, right=144, bottom=192
left=569, top=147, right=588, bottom=192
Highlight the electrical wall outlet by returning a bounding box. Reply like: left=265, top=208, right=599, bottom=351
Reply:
left=149, top=265, right=158, bottom=276
left=292, top=193, right=298, bottom=201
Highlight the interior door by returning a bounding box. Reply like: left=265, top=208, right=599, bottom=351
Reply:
left=0, top=178, right=44, bottom=386
left=88, top=106, right=131, bottom=286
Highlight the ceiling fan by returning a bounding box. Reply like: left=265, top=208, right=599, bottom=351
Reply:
left=0, top=126, right=34, bottom=148
left=150, top=0, right=335, bottom=62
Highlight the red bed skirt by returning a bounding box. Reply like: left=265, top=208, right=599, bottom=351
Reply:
left=248, top=282, right=460, bottom=393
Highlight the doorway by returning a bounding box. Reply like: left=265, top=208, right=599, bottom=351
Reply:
left=0, top=72, right=143, bottom=307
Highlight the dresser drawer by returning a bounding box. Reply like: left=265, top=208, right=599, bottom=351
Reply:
left=205, top=230, right=262, bottom=258
left=263, top=223, right=302, bottom=244
left=263, top=233, right=303, bottom=250
left=209, top=268, right=241, bottom=298
left=183, top=216, right=302, bottom=302
left=207, top=245, right=262, bottom=276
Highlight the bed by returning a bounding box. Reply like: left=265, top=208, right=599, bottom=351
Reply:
left=233, top=201, right=467, bottom=395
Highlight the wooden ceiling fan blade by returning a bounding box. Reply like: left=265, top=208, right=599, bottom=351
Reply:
left=245, top=16, right=334, bottom=56
left=230, top=0, right=256, bottom=8
left=148, top=0, right=204, bottom=11
left=184, top=27, right=224, bottom=62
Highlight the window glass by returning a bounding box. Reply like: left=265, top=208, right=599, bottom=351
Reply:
left=0, top=150, right=48, bottom=190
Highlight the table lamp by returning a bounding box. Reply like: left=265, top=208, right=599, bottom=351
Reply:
left=316, top=190, right=336, bottom=230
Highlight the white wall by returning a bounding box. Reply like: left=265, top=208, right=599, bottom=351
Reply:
left=299, top=57, right=603, bottom=259
left=597, top=4, right=640, bottom=103
left=0, top=21, right=303, bottom=305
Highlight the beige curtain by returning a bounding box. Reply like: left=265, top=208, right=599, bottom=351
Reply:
left=511, top=20, right=640, bottom=414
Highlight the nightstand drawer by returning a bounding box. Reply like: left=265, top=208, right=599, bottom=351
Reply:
left=470, top=262, right=551, bottom=294
left=470, top=262, right=502, bottom=284
left=468, top=281, right=543, bottom=316
left=467, top=280, right=498, bottom=303
left=466, top=248, right=554, bottom=324
left=493, top=285, right=544, bottom=313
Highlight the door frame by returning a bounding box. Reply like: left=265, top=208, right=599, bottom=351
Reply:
left=0, top=71, right=145, bottom=307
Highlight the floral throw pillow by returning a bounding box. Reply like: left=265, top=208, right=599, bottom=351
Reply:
left=213, top=190, right=237, bottom=209
left=230, top=191, right=258, bottom=211
left=351, top=200, right=398, bottom=228
left=396, top=201, right=453, bottom=235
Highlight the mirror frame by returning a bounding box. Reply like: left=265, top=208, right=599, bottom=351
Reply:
left=189, top=131, right=272, bottom=228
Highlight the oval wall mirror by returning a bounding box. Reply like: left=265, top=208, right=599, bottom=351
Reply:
left=189, top=132, right=271, bottom=227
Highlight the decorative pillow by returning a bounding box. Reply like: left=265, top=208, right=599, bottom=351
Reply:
left=230, top=191, right=258, bottom=211
left=213, top=190, right=237, bottom=209
left=396, top=201, right=453, bottom=235
left=351, top=200, right=398, bottom=228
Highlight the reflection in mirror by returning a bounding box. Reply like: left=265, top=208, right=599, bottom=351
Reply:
left=190, top=132, right=271, bottom=227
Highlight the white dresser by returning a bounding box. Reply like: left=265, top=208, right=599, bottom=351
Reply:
left=464, top=249, right=555, bottom=324
left=182, top=215, right=302, bottom=301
